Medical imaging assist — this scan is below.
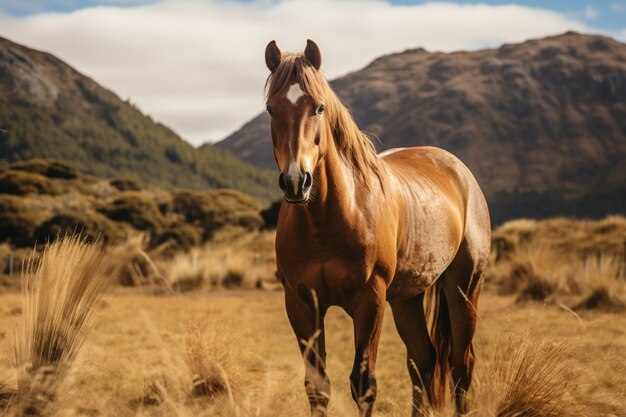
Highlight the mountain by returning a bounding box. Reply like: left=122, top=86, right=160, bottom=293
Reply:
left=0, top=36, right=278, bottom=201
left=217, top=32, right=626, bottom=223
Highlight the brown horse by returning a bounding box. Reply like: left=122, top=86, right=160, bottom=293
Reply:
left=265, top=39, right=490, bottom=417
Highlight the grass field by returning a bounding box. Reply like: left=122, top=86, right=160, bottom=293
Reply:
left=0, top=288, right=624, bottom=416
left=0, top=217, right=624, bottom=416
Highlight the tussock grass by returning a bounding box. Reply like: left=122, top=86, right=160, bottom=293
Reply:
left=468, top=334, right=582, bottom=417
left=576, top=255, right=626, bottom=312
left=489, top=216, right=626, bottom=309
left=107, top=234, right=162, bottom=288
left=185, top=320, right=240, bottom=402
left=13, top=235, right=114, bottom=415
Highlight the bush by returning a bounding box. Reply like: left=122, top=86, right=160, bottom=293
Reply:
left=156, top=223, right=203, bottom=254
left=0, top=196, right=41, bottom=247
left=98, top=192, right=164, bottom=236
left=34, top=211, right=126, bottom=244
left=7, top=159, right=79, bottom=179
left=0, top=171, right=61, bottom=195
left=110, top=177, right=142, bottom=192
left=171, top=190, right=262, bottom=240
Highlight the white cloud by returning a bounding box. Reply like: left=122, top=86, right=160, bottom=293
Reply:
left=0, top=0, right=605, bottom=144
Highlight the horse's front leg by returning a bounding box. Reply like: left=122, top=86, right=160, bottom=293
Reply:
left=348, top=276, right=386, bottom=417
left=284, top=285, right=331, bottom=417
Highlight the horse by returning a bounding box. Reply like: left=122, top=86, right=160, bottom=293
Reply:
left=265, top=39, right=491, bottom=417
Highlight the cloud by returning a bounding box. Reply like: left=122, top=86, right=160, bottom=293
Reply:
left=0, top=0, right=608, bottom=145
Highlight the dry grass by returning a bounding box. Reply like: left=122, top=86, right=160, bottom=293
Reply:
left=0, top=217, right=622, bottom=416
left=489, top=216, right=626, bottom=310
left=163, top=229, right=278, bottom=292
left=0, top=290, right=621, bottom=417
left=576, top=255, right=626, bottom=312
left=468, top=334, right=581, bottom=417
left=12, top=236, right=114, bottom=415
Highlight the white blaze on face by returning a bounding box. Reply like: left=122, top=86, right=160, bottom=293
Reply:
left=286, top=83, right=304, bottom=105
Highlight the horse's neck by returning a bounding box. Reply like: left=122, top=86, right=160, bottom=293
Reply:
left=305, top=133, right=376, bottom=227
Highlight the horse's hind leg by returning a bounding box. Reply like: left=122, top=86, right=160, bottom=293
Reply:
left=284, top=285, right=331, bottom=417
left=390, top=292, right=437, bottom=417
left=442, top=239, right=487, bottom=414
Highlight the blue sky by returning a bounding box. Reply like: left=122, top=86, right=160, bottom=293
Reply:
left=1, top=0, right=624, bottom=30
left=0, top=0, right=624, bottom=144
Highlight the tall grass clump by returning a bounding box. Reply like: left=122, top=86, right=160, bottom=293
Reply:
left=13, top=235, right=114, bottom=415
left=469, top=334, right=583, bottom=417
left=576, top=255, right=626, bottom=312
left=184, top=319, right=242, bottom=402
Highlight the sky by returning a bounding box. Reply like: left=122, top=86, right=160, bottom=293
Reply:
left=0, top=0, right=624, bottom=145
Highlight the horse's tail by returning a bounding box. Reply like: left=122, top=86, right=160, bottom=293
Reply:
left=425, top=278, right=452, bottom=408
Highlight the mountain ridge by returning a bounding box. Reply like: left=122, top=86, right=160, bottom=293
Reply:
left=216, top=32, right=626, bottom=222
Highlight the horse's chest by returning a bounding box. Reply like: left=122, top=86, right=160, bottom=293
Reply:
left=276, top=230, right=376, bottom=297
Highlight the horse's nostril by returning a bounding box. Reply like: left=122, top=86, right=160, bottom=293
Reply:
left=278, top=173, right=287, bottom=191
left=303, top=172, right=312, bottom=190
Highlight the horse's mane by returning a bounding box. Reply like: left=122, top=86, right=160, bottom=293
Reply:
left=265, top=53, right=383, bottom=189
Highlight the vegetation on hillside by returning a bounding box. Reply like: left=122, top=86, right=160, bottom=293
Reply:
left=0, top=159, right=267, bottom=249
left=0, top=159, right=279, bottom=289
left=0, top=36, right=278, bottom=201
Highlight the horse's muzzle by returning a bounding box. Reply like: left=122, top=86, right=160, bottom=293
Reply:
left=279, top=171, right=312, bottom=203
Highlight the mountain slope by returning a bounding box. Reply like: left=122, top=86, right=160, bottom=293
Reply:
left=217, top=32, right=626, bottom=222
left=0, top=36, right=278, bottom=201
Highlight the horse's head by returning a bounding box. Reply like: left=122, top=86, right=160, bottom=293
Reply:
left=264, top=39, right=326, bottom=204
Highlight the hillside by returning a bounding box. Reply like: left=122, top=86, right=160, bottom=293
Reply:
left=0, top=36, right=278, bottom=201
left=217, top=32, right=626, bottom=223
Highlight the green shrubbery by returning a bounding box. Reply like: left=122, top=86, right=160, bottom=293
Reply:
left=0, top=195, right=41, bottom=246
left=171, top=189, right=263, bottom=240
left=0, top=159, right=277, bottom=252
left=34, top=211, right=125, bottom=244
left=98, top=191, right=165, bottom=234
left=0, top=171, right=62, bottom=195
left=8, top=159, right=79, bottom=179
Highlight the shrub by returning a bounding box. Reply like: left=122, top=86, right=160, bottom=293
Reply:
left=0, top=196, right=41, bottom=247
left=110, top=177, right=142, bottom=192
left=34, top=210, right=126, bottom=244
left=98, top=191, right=165, bottom=236
left=156, top=222, right=203, bottom=254
left=171, top=189, right=262, bottom=240
left=7, top=159, right=79, bottom=179
left=0, top=171, right=61, bottom=195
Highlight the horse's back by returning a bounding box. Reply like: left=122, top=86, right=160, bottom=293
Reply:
left=379, top=146, right=491, bottom=297
left=380, top=145, right=489, bottom=238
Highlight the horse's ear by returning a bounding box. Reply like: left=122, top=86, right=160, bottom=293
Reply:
left=265, top=40, right=281, bottom=73
left=304, top=39, right=321, bottom=70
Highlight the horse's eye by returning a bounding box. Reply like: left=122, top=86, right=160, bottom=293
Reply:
left=315, top=104, right=325, bottom=116
left=266, top=106, right=274, bottom=117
